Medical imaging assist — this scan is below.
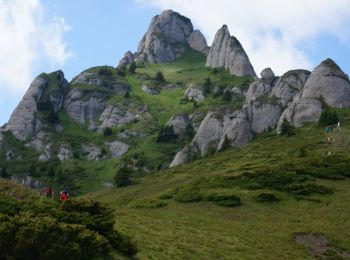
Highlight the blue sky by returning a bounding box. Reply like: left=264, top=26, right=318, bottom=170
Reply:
left=0, top=0, right=349, bottom=126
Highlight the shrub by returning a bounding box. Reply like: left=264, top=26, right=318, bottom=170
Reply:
left=256, top=192, right=279, bottom=202
left=299, top=146, right=307, bottom=158
left=130, top=199, right=167, bottom=209
left=156, top=125, right=177, bottom=143
left=206, top=193, right=242, bottom=207
left=203, top=77, right=212, bottom=95
left=98, top=66, right=113, bottom=76
left=103, top=127, right=113, bottom=136
left=128, top=62, right=136, bottom=73
left=124, top=91, right=130, bottom=98
left=116, top=69, right=126, bottom=77
left=174, top=190, right=203, bottom=203
left=318, top=106, right=339, bottom=127
left=114, top=165, right=133, bottom=187
left=280, top=119, right=295, bottom=136
left=155, top=71, right=165, bottom=83
left=0, top=166, right=9, bottom=178
left=223, top=89, right=232, bottom=101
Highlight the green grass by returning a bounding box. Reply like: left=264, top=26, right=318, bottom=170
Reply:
left=83, top=113, right=350, bottom=259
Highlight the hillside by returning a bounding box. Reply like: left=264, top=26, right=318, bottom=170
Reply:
left=84, top=116, right=350, bottom=259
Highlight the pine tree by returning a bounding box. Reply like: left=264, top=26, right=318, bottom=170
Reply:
left=128, top=62, right=136, bottom=73
left=155, top=71, right=165, bottom=83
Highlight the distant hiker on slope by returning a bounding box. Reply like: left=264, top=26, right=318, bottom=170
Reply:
left=59, top=188, right=69, bottom=201
left=43, top=186, right=54, bottom=198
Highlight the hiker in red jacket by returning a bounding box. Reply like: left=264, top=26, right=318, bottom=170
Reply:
left=59, top=189, right=69, bottom=201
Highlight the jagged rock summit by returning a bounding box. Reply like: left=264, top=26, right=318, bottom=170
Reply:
left=206, top=25, right=256, bottom=77
left=119, top=10, right=208, bottom=66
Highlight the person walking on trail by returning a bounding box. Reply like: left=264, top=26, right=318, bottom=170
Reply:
left=59, top=188, right=69, bottom=201
left=327, top=136, right=333, bottom=145
left=43, top=186, right=54, bottom=198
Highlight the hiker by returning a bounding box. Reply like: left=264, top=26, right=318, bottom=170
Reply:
left=59, top=188, right=69, bottom=201
left=44, top=186, right=54, bottom=198
left=327, top=136, right=333, bottom=145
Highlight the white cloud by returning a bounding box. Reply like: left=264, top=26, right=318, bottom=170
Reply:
left=0, top=0, right=71, bottom=95
left=136, top=0, right=350, bottom=75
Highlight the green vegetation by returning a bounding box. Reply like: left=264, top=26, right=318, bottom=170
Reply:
left=0, top=179, right=136, bottom=259
left=83, top=115, right=350, bottom=259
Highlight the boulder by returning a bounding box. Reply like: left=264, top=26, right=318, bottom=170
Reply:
left=118, top=51, right=134, bottom=68
left=166, top=114, right=191, bottom=135
left=187, top=30, right=208, bottom=54
left=245, top=80, right=274, bottom=101
left=99, top=104, right=142, bottom=130
left=260, top=68, right=275, bottom=85
left=135, top=10, right=193, bottom=63
left=244, top=101, right=281, bottom=133
left=271, top=69, right=310, bottom=107
left=206, top=25, right=256, bottom=77
left=302, top=59, right=350, bottom=108
left=277, top=98, right=322, bottom=133
left=105, top=141, right=129, bottom=158
left=82, top=143, right=102, bottom=160
left=22, top=176, right=42, bottom=189
left=142, top=84, right=160, bottom=95
left=218, top=110, right=253, bottom=150
left=170, top=145, right=190, bottom=168
left=57, top=144, right=73, bottom=161
left=185, top=85, right=205, bottom=101
left=39, top=143, right=51, bottom=161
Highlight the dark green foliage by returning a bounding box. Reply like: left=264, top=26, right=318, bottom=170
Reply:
left=47, top=165, right=55, bottom=177
left=155, top=71, right=165, bottom=83
left=223, top=89, right=232, bottom=101
left=37, top=100, right=59, bottom=124
left=174, top=190, right=203, bottom=203
left=98, top=66, right=113, bottom=76
left=184, top=124, right=195, bottom=139
left=256, top=192, right=279, bottom=202
left=206, top=193, right=242, bottom=207
left=116, top=69, right=126, bottom=77
left=203, top=77, right=212, bottom=95
left=285, top=183, right=333, bottom=196
left=192, top=100, right=198, bottom=110
left=318, top=105, right=339, bottom=127
left=280, top=119, right=295, bottom=136
left=299, top=146, right=307, bottom=158
left=157, top=125, right=177, bottom=143
left=0, top=166, right=9, bottom=178
left=0, top=180, right=137, bottom=259
left=103, top=127, right=113, bottom=136
left=124, top=91, right=130, bottom=98
left=29, top=163, right=36, bottom=176
left=128, top=62, right=136, bottom=73
left=114, top=165, right=133, bottom=187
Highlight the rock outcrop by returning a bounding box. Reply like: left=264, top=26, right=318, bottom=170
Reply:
left=301, top=59, right=350, bottom=108
left=184, top=85, right=205, bottom=101
left=57, top=144, right=73, bottom=161
left=187, top=30, right=208, bottom=54
left=142, top=85, right=160, bottom=95
left=118, top=51, right=135, bottom=68
left=206, top=25, right=256, bottom=77
left=166, top=114, right=191, bottom=135
left=6, top=71, right=67, bottom=140
left=135, top=10, right=194, bottom=63
left=105, top=141, right=129, bottom=158
left=82, top=143, right=103, bottom=160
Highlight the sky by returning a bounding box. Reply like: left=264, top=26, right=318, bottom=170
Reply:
left=0, top=0, right=350, bottom=126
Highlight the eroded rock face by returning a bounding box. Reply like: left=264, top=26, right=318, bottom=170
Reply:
left=185, top=85, right=205, bottom=101
left=187, top=30, right=208, bottom=54
left=166, top=114, right=191, bottom=135
left=57, top=144, right=73, bottom=161
left=260, top=68, right=275, bottom=85
left=244, top=101, right=281, bottom=133
left=302, top=59, right=350, bottom=108
left=82, top=143, right=102, bottom=160
left=271, top=70, right=310, bottom=107
left=206, top=25, right=256, bottom=77
left=64, top=89, right=106, bottom=130
left=118, top=51, right=135, bottom=68
left=277, top=98, right=322, bottom=133
left=105, top=141, right=129, bottom=158
left=142, top=85, right=160, bottom=95
left=6, top=71, right=67, bottom=141
left=136, top=10, right=193, bottom=63
left=99, top=104, right=142, bottom=130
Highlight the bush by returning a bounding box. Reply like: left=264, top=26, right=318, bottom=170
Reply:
left=256, top=192, right=279, bottom=202
left=155, top=71, right=165, bottom=83
left=128, top=62, right=136, bottom=73
left=0, top=166, right=9, bottom=178
left=157, top=125, right=177, bottom=143
left=103, top=127, right=113, bottom=136
left=280, top=119, right=295, bottom=136
left=318, top=106, right=339, bottom=127
left=130, top=199, right=167, bottom=209
left=114, top=165, right=133, bottom=187
left=174, top=190, right=203, bottom=203
left=203, top=77, right=212, bottom=95
left=98, top=66, right=113, bottom=76
left=206, top=193, right=242, bottom=207
left=223, top=89, right=232, bottom=101
left=116, top=69, right=126, bottom=77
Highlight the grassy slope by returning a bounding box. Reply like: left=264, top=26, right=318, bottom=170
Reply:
left=84, top=113, right=350, bottom=259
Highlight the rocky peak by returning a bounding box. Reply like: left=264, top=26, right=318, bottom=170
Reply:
left=135, top=10, right=194, bottom=63
left=6, top=71, right=67, bottom=141
left=260, top=68, right=275, bottom=84
left=206, top=25, right=256, bottom=77
left=302, top=58, right=350, bottom=108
